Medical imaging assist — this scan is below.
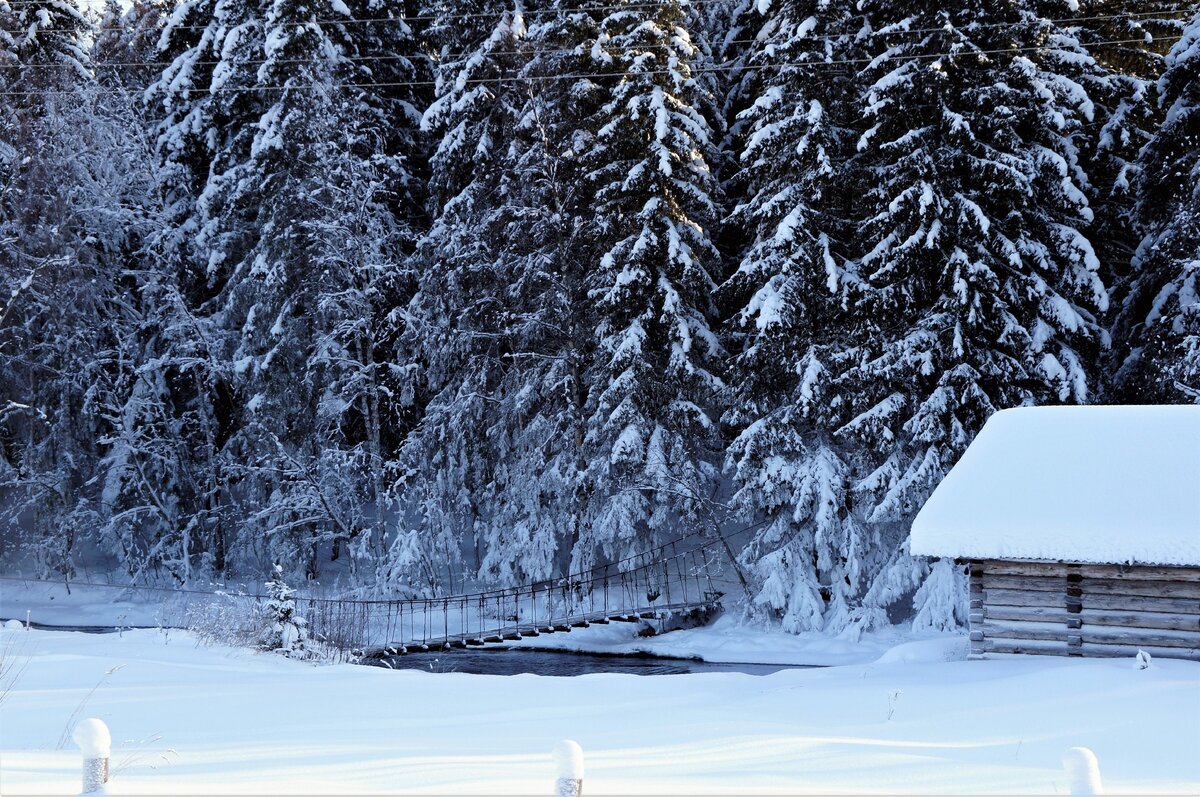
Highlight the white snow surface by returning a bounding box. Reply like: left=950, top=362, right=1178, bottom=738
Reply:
left=1, top=625, right=1197, bottom=794
left=0, top=577, right=917, bottom=667
left=911, top=405, right=1200, bottom=566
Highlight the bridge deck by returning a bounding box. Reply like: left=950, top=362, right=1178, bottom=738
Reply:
left=371, top=600, right=716, bottom=656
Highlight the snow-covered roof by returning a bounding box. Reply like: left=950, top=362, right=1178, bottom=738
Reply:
left=911, top=405, right=1200, bottom=567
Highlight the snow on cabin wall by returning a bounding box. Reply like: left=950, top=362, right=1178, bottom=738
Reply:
left=911, top=405, right=1200, bottom=566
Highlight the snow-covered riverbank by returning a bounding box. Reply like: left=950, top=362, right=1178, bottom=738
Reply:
left=0, top=576, right=924, bottom=667
left=1, top=623, right=1197, bottom=794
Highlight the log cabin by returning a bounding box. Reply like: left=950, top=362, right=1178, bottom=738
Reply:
left=910, top=405, right=1200, bottom=660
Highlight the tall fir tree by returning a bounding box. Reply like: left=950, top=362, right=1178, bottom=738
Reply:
left=837, top=0, right=1109, bottom=630
left=1057, top=0, right=1191, bottom=373
left=142, top=0, right=427, bottom=582
left=574, top=0, right=725, bottom=570
left=0, top=0, right=105, bottom=577
left=93, top=0, right=167, bottom=90
left=403, top=0, right=535, bottom=589
left=464, top=4, right=608, bottom=585
left=1119, top=10, right=1200, bottom=402
left=719, top=0, right=868, bottom=632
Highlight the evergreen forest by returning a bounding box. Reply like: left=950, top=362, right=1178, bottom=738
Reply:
left=1, top=0, right=1197, bottom=633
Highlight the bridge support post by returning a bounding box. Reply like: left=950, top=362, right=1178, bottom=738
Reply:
left=553, top=739, right=583, bottom=797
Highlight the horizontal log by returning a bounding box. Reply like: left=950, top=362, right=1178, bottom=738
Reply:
left=1080, top=593, right=1200, bottom=615
left=1080, top=627, right=1200, bottom=649
left=1081, top=579, right=1200, bottom=599
left=984, top=605, right=1071, bottom=623
left=973, top=561, right=1068, bottom=578
left=974, top=560, right=1200, bottom=582
left=981, top=620, right=1069, bottom=642
left=1079, top=642, right=1200, bottom=662
left=985, top=640, right=1200, bottom=661
left=984, top=637, right=1070, bottom=655
left=1078, top=564, right=1200, bottom=583
left=981, top=573, right=1068, bottom=593
left=1079, top=610, right=1200, bottom=632
left=983, top=588, right=1066, bottom=608
left=974, top=559, right=1200, bottom=578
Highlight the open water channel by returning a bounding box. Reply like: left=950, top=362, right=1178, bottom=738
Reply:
left=370, top=648, right=798, bottom=676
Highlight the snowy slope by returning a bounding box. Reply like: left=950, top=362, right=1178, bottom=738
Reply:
left=911, top=405, right=1200, bottom=565
left=1, top=625, right=1198, bottom=794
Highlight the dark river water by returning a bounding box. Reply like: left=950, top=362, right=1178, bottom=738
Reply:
left=369, top=648, right=798, bottom=676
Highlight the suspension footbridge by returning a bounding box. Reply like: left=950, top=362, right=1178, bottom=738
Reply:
left=1, top=532, right=743, bottom=656
left=302, top=537, right=733, bottom=656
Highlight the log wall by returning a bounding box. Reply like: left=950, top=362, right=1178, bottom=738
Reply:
left=968, top=559, right=1200, bottom=661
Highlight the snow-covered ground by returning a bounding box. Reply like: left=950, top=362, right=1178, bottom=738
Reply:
left=2, top=622, right=1197, bottom=795
left=0, top=575, right=962, bottom=667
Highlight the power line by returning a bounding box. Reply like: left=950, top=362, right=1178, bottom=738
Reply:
left=0, top=0, right=728, bottom=27
left=1, top=8, right=1191, bottom=72
left=0, top=4, right=1193, bottom=37
left=0, top=34, right=1183, bottom=97
left=4, top=7, right=1190, bottom=71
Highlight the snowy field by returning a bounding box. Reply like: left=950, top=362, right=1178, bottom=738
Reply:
left=1, top=623, right=1198, bottom=795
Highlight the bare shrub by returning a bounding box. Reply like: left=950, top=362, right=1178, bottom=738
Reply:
left=180, top=592, right=266, bottom=649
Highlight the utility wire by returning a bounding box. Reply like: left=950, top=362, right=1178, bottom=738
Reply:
left=0, top=5, right=1192, bottom=37
left=0, top=34, right=1183, bottom=97
left=1, top=9, right=1190, bottom=72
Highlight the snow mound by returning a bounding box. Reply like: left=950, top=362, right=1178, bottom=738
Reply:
left=72, top=718, right=112, bottom=758
left=874, top=636, right=968, bottom=665
left=554, top=740, right=584, bottom=779
left=911, top=405, right=1200, bottom=566
left=3, top=619, right=24, bottom=629
left=1063, top=747, right=1103, bottom=795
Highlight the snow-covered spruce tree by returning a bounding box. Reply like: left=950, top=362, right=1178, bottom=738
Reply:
left=474, top=2, right=733, bottom=587
left=1055, top=0, right=1191, bottom=352
left=573, top=0, right=725, bottom=569
left=0, top=0, right=91, bottom=95
left=261, top=564, right=313, bottom=657
left=719, top=0, right=869, bottom=632
left=1119, top=10, right=1200, bottom=402
left=0, top=0, right=112, bottom=577
left=93, top=0, right=167, bottom=91
left=838, top=0, right=1109, bottom=631
left=140, top=0, right=283, bottom=580
left=219, top=0, right=361, bottom=578
left=225, top=0, right=430, bottom=581
left=400, top=1, right=535, bottom=590
left=84, top=0, right=245, bottom=584
left=83, top=0, right=240, bottom=581
left=142, top=0, right=427, bottom=583
left=458, top=5, right=609, bottom=586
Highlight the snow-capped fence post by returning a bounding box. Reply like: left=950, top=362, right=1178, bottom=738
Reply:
left=1063, top=747, right=1103, bottom=795
left=72, top=718, right=111, bottom=795
left=553, top=739, right=583, bottom=796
